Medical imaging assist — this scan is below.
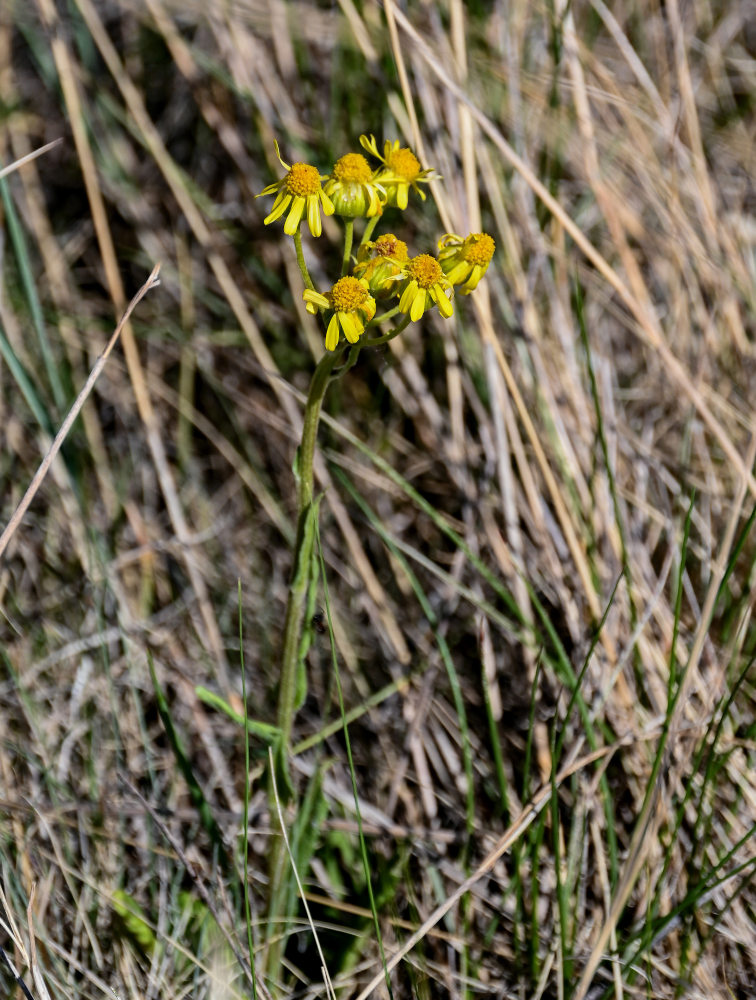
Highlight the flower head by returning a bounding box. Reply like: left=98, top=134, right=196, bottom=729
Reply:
left=438, top=232, right=495, bottom=294
left=303, top=276, right=377, bottom=351
left=359, top=135, right=437, bottom=210
left=256, top=142, right=334, bottom=237
left=323, top=153, right=385, bottom=218
left=353, top=232, right=409, bottom=296
left=398, top=253, right=453, bottom=322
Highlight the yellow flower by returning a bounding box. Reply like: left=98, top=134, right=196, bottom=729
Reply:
left=398, top=254, right=453, bottom=322
left=353, top=233, right=409, bottom=297
left=359, top=135, right=437, bottom=210
left=256, top=142, right=334, bottom=237
left=303, top=276, right=377, bottom=351
left=438, top=233, right=495, bottom=294
left=323, top=153, right=386, bottom=218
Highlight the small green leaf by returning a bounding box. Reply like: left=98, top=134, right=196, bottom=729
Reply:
left=292, top=444, right=302, bottom=485
left=195, top=685, right=281, bottom=742
left=112, top=889, right=156, bottom=954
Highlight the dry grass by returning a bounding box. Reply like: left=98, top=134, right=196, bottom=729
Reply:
left=0, top=1, right=755, bottom=998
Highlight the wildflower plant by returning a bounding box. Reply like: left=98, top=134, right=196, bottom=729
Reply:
left=257, top=133, right=494, bottom=749
left=257, top=134, right=493, bottom=979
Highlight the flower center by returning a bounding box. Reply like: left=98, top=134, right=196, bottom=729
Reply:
left=386, top=147, right=421, bottom=181
left=333, top=153, right=373, bottom=184
left=407, top=254, right=442, bottom=288
left=464, top=233, right=496, bottom=266
left=373, top=234, right=408, bottom=260
left=286, top=163, right=322, bottom=196
left=330, top=276, right=369, bottom=312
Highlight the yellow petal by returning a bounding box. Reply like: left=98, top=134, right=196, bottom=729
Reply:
left=273, top=139, right=290, bottom=172
left=445, top=261, right=469, bottom=285
left=257, top=180, right=283, bottom=198
left=302, top=288, right=328, bottom=309
left=340, top=312, right=362, bottom=343
left=462, top=265, right=484, bottom=293
left=410, top=290, right=426, bottom=322
left=325, top=315, right=340, bottom=351
left=283, top=196, right=305, bottom=235
left=359, top=134, right=380, bottom=160
left=264, top=193, right=292, bottom=225
left=307, top=196, right=322, bottom=237
left=434, top=287, right=454, bottom=318
left=319, top=189, right=335, bottom=216
left=396, top=184, right=409, bottom=210
left=399, top=281, right=418, bottom=314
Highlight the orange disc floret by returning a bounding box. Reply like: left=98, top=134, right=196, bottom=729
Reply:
left=386, top=146, right=421, bottom=182
left=372, top=234, right=409, bottom=260
left=330, top=276, right=370, bottom=312
left=332, top=153, right=373, bottom=184
left=463, top=233, right=495, bottom=266
left=406, top=253, right=443, bottom=287
left=285, top=162, right=323, bottom=197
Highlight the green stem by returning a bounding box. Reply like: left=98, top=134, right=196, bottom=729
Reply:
left=363, top=314, right=411, bottom=348
left=371, top=304, right=402, bottom=326
left=341, top=219, right=354, bottom=276
left=360, top=215, right=380, bottom=247
left=331, top=343, right=362, bottom=381
left=266, top=344, right=341, bottom=982
left=293, top=228, right=315, bottom=290
left=296, top=349, right=340, bottom=513
left=277, top=347, right=340, bottom=751
left=266, top=307, right=409, bottom=982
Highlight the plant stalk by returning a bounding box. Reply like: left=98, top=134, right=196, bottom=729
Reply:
left=276, top=347, right=340, bottom=751
left=341, top=218, right=354, bottom=276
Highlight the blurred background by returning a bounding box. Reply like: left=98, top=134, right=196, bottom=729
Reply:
left=0, top=1, right=755, bottom=998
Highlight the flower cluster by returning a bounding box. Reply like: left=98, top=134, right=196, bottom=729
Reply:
left=258, top=137, right=495, bottom=351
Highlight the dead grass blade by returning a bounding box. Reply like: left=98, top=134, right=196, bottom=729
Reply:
left=0, top=264, right=161, bottom=563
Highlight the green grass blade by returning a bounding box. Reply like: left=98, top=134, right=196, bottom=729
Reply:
left=0, top=168, right=66, bottom=411
left=315, top=518, right=395, bottom=1000
left=148, top=652, right=227, bottom=865
left=238, top=580, right=259, bottom=1000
